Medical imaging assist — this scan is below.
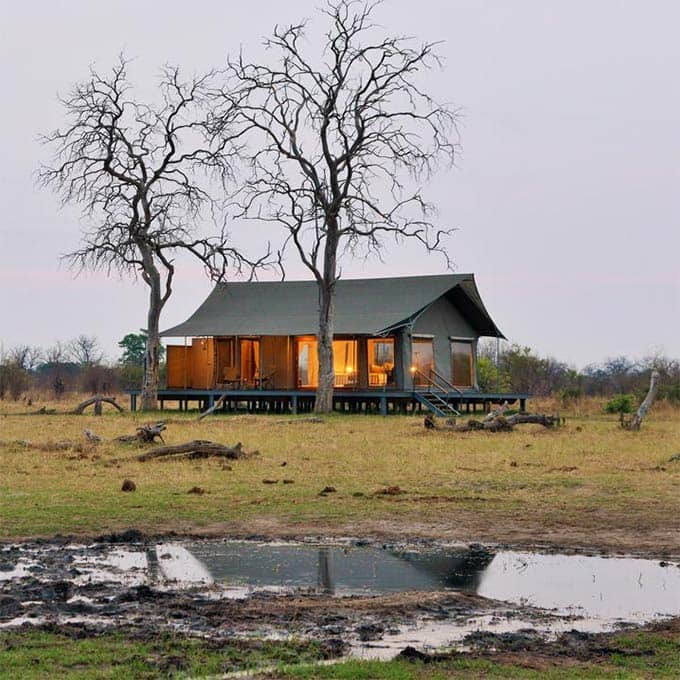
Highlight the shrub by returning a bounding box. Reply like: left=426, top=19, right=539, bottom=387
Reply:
left=605, top=394, right=635, bottom=414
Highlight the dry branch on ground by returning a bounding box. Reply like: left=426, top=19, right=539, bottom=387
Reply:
left=114, top=422, right=167, bottom=445
left=134, top=440, right=255, bottom=462
left=424, top=413, right=560, bottom=432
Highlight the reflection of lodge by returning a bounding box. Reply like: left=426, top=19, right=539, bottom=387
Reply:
left=143, top=542, right=496, bottom=595
left=128, top=275, right=529, bottom=413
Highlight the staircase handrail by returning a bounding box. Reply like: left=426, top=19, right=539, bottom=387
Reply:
left=430, top=368, right=464, bottom=396
left=412, top=368, right=463, bottom=396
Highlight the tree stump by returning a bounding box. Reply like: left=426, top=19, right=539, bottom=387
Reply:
left=114, top=422, right=166, bottom=444
left=627, top=370, right=660, bottom=431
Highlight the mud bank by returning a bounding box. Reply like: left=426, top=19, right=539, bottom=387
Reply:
left=3, top=534, right=680, bottom=666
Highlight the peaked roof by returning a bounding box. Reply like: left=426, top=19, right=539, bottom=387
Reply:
left=161, top=274, right=504, bottom=338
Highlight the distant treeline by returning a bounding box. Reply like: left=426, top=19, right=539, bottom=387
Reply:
left=0, top=335, right=678, bottom=404
left=477, top=340, right=680, bottom=404
left=0, top=334, right=163, bottom=400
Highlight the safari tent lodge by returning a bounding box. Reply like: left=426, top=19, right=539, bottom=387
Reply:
left=128, top=274, right=528, bottom=414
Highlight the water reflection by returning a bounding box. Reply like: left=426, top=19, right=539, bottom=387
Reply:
left=182, top=541, right=494, bottom=595
left=317, top=548, right=335, bottom=595
left=161, top=541, right=680, bottom=622
left=145, top=544, right=214, bottom=586
left=389, top=547, right=494, bottom=591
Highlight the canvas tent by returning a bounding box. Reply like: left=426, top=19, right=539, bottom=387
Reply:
left=161, top=273, right=504, bottom=392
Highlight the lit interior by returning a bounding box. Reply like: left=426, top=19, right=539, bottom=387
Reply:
left=297, top=338, right=358, bottom=388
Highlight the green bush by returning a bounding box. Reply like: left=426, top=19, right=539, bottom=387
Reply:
left=605, top=394, right=635, bottom=414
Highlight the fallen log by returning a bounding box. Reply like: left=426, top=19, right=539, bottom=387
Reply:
left=506, top=413, right=559, bottom=427
left=134, top=440, right=252, bottom=462
left=71, top=395, right=124, bottom=415
left=425, top=412, right=559, bottom=433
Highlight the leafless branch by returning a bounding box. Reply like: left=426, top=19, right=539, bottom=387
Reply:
left=210, top=0, right=459, bottom=411
left=39, top=56, right=274, bottom=409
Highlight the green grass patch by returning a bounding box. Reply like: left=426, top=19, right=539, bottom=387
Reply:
left=278, top=624, right=680, bottom=678
left=0, top=628, right=327, bottom=679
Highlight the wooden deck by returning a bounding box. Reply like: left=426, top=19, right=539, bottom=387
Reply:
left=125, top=388, right=529, bottom=415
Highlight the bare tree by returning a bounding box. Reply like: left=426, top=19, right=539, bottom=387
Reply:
left=0, top=346, right=41, bottom=401
left=40, top=57, right=271, bottom=410
left=7, top=345, right=43, bottom=371
left=216, top=0, right=457, bottom=412
left=67, top=335, right=104, bottom=366
left=43, top=342, right=68, bottom=365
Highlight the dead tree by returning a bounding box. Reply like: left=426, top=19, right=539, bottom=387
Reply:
left=67, top=335, right=104, bottom=366
left=627, top=370, right=660, bottom=431
left=40, top=57, right=273, bottom=411
left=215, top=0, right=457, bottom=412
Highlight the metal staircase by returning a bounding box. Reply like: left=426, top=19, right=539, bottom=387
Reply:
left=413, top=369, right=462, bottom=417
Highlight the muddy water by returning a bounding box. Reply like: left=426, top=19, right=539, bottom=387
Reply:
left=185, top=541, right=680, bottom=621
left=2, top=538, right=680, bottom=659
left=476, top=550, right=680, bottom=620
left=185, top=541, right=493, bottom=595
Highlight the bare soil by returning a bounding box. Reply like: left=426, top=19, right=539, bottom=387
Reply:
left=168, top=517, right=680, bottom=559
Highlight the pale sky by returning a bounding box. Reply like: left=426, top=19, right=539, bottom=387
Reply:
left=1, top=0, right=678, bottom=368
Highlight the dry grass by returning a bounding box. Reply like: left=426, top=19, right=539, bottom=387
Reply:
left=1, top=395, right=679, bottom=551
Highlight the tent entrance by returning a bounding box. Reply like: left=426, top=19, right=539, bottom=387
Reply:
left=240, top=338, right=260, bottom=387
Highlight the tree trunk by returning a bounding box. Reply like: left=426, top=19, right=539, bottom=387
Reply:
left=629, top=370, right=660, bottom=431
left=315, top=282, right=335, bottom=413
left=140, top=259, right=163, bottom=411
left=314, top=225, right=339, bottom=414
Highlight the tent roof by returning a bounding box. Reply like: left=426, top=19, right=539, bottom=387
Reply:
left=161, top=274, right=504, bottom=338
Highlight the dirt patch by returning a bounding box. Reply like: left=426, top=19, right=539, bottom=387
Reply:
left=8, top=516, right=680, bottom=558
left=160, top=517, right=680, bottom=560
left=416, top=618, right=680, bottom=670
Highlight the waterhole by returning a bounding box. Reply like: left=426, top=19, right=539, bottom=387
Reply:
left=183, top=541, right=680, bottom=620
left=3, top=539, right=680, bottom=657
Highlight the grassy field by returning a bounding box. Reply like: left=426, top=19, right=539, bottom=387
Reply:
left=2, top=397, right=680, bottom=678
left=1, top=396, right=679, bottom=551
left=0, top=628, right=329, bottom=679
left=3, top=621, right=680, bottom=679
left=276, top=625, right=680, bottom=679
